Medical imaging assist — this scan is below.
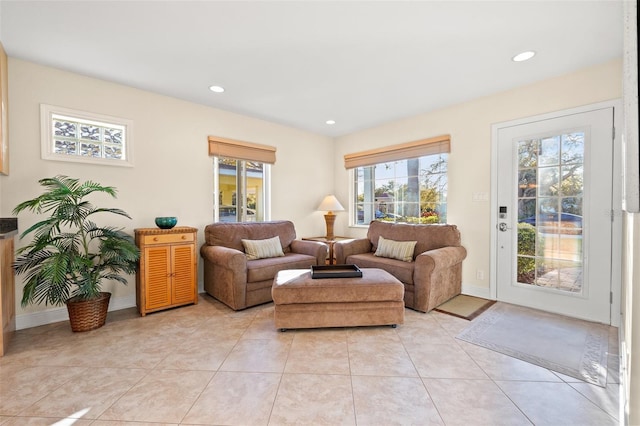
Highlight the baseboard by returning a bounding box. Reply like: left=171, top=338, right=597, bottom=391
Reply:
left=619, top=324, right=630, bottom=425
left=461, top=283, right=492, bottom=299
left=15, top=294, right=137, bottom=330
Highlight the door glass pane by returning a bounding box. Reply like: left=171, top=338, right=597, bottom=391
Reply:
left=539, top=136, right=559, bottom=166
left=516, top=132, right=585, bottom=293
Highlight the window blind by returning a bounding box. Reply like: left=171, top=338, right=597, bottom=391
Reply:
left=344, top=134, right=450, bottom=169
left=208, top=136, right=276, bottom=164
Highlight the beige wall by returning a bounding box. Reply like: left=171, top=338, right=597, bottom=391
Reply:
left=333, top=59, right=623, bottom=296
left=1, top=58, right=334, bottom=319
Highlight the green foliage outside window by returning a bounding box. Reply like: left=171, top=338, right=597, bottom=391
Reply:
left=517, top=222, right=545, bottom=284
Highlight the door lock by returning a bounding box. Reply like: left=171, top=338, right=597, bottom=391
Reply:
left=498, top=222, right=510, bottom=232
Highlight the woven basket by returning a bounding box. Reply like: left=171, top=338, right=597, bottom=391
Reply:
left=66, top=292, right=111, bottom=332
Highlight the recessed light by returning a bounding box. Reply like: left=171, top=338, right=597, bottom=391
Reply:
left=326, top=120, right=336, bottom=125
left=512, top=51, right=536, bottom=62
left=209, top=85, right=225, bottom=93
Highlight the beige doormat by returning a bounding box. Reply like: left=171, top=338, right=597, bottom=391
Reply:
left=457, top=302, right=609, bottom=387
left=434, top=294, right=496, bottom=320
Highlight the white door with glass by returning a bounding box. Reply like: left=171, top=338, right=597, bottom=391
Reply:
left=495, top=107, right=614, bottom=324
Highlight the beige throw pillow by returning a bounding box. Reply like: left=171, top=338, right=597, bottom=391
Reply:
left=242, top=236, right=285, bottom=260
left=374, top=236, right=417, bottom=262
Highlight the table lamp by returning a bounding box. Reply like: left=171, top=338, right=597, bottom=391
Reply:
left=317, top=195, right=345, bottom=240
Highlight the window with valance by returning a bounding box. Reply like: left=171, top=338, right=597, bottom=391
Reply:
left=344, top=135, right=450, bottom=225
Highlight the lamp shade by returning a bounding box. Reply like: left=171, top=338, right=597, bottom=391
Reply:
left=317, top=195, right=345, bottom=212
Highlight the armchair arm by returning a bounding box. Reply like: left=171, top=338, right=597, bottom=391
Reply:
left=413, top=246, right=468, bottom=312
left=200, top=245, right=248, bottom=309
left=200, top=245, right=247, bottom=270
left=290, top=240, right=329, bottom=265
left=415, top=246, right=467, bottom=272
left=334, top=238, right=372, bottom=264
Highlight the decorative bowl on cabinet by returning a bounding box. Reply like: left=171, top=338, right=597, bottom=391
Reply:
left=155, top=217, right=177, bottom=229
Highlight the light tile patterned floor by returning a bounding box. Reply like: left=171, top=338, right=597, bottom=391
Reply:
left=0, top=295, right=620, bottom=425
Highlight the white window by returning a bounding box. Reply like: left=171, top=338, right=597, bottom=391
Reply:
left=345, top=135, right=450, bottom=226
left=214, top=158, right=270, bottom=223
left=40, top=104, right=133, bottom=167
left=353, top=154, right=448, bottom=225
left=208, top=136, right=275, bottom=223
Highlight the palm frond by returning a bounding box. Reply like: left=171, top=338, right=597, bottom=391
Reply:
left=100, top=273, right=130, bottom=286
left=87, top=207, right=132, bottom=220
left=20, top=252, right=74, bottom=307
left=76, top=179, right=117, bottom=199
left=13, top=175, right=137, bottom=305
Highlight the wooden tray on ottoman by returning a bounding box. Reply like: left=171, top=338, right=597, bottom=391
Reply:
left=311, top=264, right=362, bottom=279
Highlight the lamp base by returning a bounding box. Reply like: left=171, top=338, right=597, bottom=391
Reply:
left=324, top=213, right=337, bottom=240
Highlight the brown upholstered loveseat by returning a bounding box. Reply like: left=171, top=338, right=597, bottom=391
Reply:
left=200, top=220, right=328, bottom=310
left=334, top=221, right=467, bottom=312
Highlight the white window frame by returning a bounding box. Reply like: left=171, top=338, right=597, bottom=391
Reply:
left=349, top=154, right=448, bottom=227
left=213, top=156, right=271, bottom=223
left=40, top=104, right=134, bottom=167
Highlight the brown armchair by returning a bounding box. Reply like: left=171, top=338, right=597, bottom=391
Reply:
left=334, top=221, right=466, bottom=312
left=200, top=220, right=328, bottom=310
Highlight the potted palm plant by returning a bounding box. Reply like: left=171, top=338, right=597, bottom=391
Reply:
left=13, top=175, right=139, bottom=332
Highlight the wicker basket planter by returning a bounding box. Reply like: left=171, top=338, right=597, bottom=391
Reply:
left=66, top=292, right=111, bottom=332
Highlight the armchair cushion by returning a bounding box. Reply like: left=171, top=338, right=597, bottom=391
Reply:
left=242, top=236, right=285, bottom=260
left=374, top=236, right=417, bottom=262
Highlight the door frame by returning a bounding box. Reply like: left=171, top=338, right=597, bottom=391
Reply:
left=490, top=100, right=623, bottom=326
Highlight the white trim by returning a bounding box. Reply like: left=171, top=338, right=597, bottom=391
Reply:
left=263, top=165, right=272, bottom=221
left=40, top=104, right=134, bottom=167
left=490, top=100, right=623, bottom=326
left=15, top=294, right=136, bottom=330
left=622, top=0, right=639, bottom=212
left=620, top=324, right=629, bottom=425
left=461, top=283, right=492, bottom=299
left=213, top=158, right=220, bottom=222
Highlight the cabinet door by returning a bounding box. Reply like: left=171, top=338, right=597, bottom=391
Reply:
left=172, top=244, right=196, bottom=304
left=144, top=245, right=172, bottom=310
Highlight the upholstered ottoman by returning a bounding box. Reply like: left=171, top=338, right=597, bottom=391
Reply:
left=272, top=268, right=404, bottom=331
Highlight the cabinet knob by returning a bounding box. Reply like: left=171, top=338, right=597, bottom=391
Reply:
left=153, top=237, right=159, bottom=241
left=181, top=235, right=186, bottom=240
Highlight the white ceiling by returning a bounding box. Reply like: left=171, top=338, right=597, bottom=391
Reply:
left=0, top=1, right=624, bottom=137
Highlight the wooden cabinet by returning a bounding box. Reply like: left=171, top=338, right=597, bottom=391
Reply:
left=135, top=227, right=198, bottom=316
left=0, top=234, right=16, bottom=356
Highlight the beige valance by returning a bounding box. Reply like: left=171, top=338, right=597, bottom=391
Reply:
left=208, top=136, right=276, bottom=164
left=344, top=134, right=450, bottom=169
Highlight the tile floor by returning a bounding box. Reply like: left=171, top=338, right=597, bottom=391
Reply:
left=0, top=295, right=621, bottom=425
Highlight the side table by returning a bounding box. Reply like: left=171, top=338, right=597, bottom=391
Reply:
left=302, top=236, right=354, bottom=265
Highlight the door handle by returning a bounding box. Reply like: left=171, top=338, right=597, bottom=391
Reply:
left=498, top=222, right=511, bottom=232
